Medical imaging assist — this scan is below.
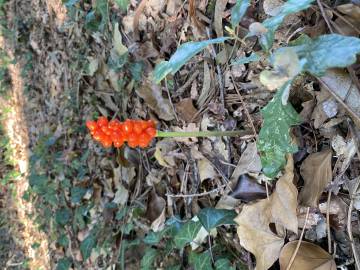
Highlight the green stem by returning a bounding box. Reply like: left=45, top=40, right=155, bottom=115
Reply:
left=156, top=130, right=253, bottom=138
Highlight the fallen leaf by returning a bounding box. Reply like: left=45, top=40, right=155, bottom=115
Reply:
left=279, top=241, right=336, bottom=270
left=154, top=139, right=177, bottom=168
left=263, top=0, right=284, bottom=16
left=235, top=155, right=298, bottom=270
left=229, top=174, right=267, bottom=202
left=175, top=98, right=198, bottom=123
left=136, top=81, right=175, bottom=121
left=299, top=149, right=332, bottom=207
left=331, top=135, right=356, bottom=173
left=319, top=195, right=347, bottom=229
left=198, top=158, right=217, bottom=182
left=112, top=184, right=129, bottom=206
left=113, top=22, right=128, bottom=56
left=230, top=142, right=262, bottom=182
left=214, top=0, right=227, bottom=37
left=147, top=189, right=166, bottom=232
left=198, top=61, right=212, bottom=107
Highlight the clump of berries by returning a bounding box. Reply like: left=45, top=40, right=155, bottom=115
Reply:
left=86, top=117, right=157, bottom=148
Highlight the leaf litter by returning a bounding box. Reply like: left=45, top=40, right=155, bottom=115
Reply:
left=1, top=0, right=360, bottom=269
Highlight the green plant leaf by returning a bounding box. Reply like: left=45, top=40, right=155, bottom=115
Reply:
left=140, top=248, right=158, bottom=270
left=257, top=82, right=302, bottom=178
left=166, top=265, right=181, bottom=270
left=153, top=37, right=229, bottom=83
left=80, top=233, right=97, bottom=261
left=231, top=52, right=260, bottom=65
left=215, top=258, right=235, bottom=270
left=57, top=234, right=69, bottom=248
left=143, top=227, right=170, bottom=244
left=189, top=251, right=213, bottom=270
left=252, top=0, right=314, bottom=51
left=287, top=34, right=360, bottom=76
left=55, top=208, right=71, bottom=226
left=70, top=186, right=87, bottom=204
left=174, top=220, right=202, bottom=249
left=56, top=258, right=72, bottom=270
left=231, top=0, right=250, bottom=28
left=197, top=208, right=237, bottom=231
left=114, top=0, right=129, bottom=11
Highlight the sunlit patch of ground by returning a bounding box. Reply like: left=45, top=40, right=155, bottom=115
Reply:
left=46, top=0, right=67, bottom=27
left=0, top=35, right=50, bottom=269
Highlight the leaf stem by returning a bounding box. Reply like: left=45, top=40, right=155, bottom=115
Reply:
left=156, top=130, right=253, bottom=138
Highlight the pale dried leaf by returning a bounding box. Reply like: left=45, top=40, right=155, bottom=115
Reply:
left=112, top=184, right=129, bottom=206
left=113, top=22, right=128, bottom=56
left=214, top=0, right=227, bottom=37
left=154, top=140, right=177, bottom=168
left=175, top=98, right=198, bottom=123
left=198, top=158, right=217, bottom=182
left=279, top=241, right=336, bottom=270
left=263, top=0, right=284, bottom=16
left=136, top=81, right=175, bottom=121
left=299, top=149, right=333, bottom=207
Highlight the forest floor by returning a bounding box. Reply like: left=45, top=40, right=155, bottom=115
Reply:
left=0, top=0, right=360, bottom=269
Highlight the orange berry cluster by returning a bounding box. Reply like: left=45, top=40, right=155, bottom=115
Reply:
left=86, top=117, right=157, bottom=148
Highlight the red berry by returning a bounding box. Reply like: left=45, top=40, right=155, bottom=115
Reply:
left=108, top=119, right=121, bottom=130
left=138, top=133, right=151, bottom=148
left=86, top=120, right=98, bottom=131
left=101, top=125, right=112, bottom=136
left=97, top=116, right=108, bottom=127
left=93, top=130, right=105, bottom=141
left=121, top=120, right=133, bottom=134
left=145, top=127, right=157, bottom=138
left=133, top=121, right=143, bottom=134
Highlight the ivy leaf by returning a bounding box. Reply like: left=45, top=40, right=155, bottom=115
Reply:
left=189, top=251, right=213, bottom=270
left=215, top=258, right=235, bottom=270
left=153, top=37, right=228, bottom=83
left=197, top=208, right=237, bottom=232
left=174, top=220, right=202, bottom=249
left=56, top=258, right=72, bottom=270
left=251, top=0, right=314, bottom=51
left=140, top=248, right=158, bottom=270
left=231, top=0, right=250, bottom=28
left=80, top=232, right=97, bottom=261
left=55, top=208, right=72, bottom=226
left=231, top=52, right=260, bottom=65
left=288, top=34, right=360, bottom=76
left=257, top=82, right=302, bottom=178
left=70, top=186, right=87, bottom=204
left=114, top=0, right=129, bottom=11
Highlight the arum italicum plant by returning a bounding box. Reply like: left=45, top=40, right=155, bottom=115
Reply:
left=86, top=117, right=251, bottom=149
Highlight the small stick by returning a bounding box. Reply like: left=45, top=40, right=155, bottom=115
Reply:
left=166, top=184, right=226, bottom=198
left=317, top=0, right=334, bottom=33
left=286, top=206, right=310, bottom=270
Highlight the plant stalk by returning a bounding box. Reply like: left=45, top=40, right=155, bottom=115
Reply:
left=156, top=130, right=253, bottom=138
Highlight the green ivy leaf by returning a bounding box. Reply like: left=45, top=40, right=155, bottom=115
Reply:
left=55, top=208, right=72, bottom=226
left=57, top=234, right=69, bottom=248
left=288, top=34, right=360, bottom=76
left=143, top=227, right=170, bottom=245
left=215, top=258, right=235, bottom=270
left=56, top=258, right=72, bottom=270
left=254, top=0, right=314, bottom=51
left=80, top=232, right=97, bottom=261
left=257, top=82, right=302, bottom=178
left=114, top=0, right=129, bottom=11
left=174, top=220, right=202, bottom=249
left=231, top=0, right=250, bottom=28
left=70, top=186, right=87, bottom=204
left=231, top=52, right=260, bottom=65
left=189, top=251, right=213, bottom=270
left=153, top=37, right=229, bottom=83
left=140, top=248, right=158, bottom=270
left=197, top=208, right=237, bottom=232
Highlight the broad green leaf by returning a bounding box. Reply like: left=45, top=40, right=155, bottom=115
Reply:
left=231, top=0, right=250, bottom=28
left=96, top=0, right=109, bottom=31
left=197, top=208, right=237, bottom=231
left=143, top=227, right=170, bottom=244
left=153, top=37, right=229, bottom=83
left=114, top=0, right=129, bottom=11
left=140, top=248, right=158, bottom=270
left=70, top=186, right=87, bottom=204
left=80, top=232, right=97, bottom=261
left=174, top=220, right=202, bottom=249
left=57, top=234, right=69, bottom=248
left=257, top=82, right=302, bottom=178
left=287, top=34, right=360, bottom=76
left=253, top=0, right=314, bottom=51
left=231, top=52, right=260, bottom=65
left=215, top=258, right=235, bottom=270
left=55, top=208, right=71, bottom=226
left=189, top=251, right=213, bottom=270
left=56, top=258, right=72, bottom=270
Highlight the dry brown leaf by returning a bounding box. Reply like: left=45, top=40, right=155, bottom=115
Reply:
left=299, top=149, right=332, bottom=207
left=197, top=61, right=212, bottom=107
left=214, top=0, right=228, bottom=37
left=154, top=139, right=177, bottom=168
left=263, top=0, right=284, bottom=16
left=147, top=189, right=166, bottom=232
left=175, top=98, right=198, bottom=123
left=198, top=158, right=217, bottom=182
left=136, top=81, right=175, bottom=121
left=279, top=241, right=336, bottom=270
left=320, top=69, right=360, bottom=127
left=235, top=156, right=298, bottom=270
